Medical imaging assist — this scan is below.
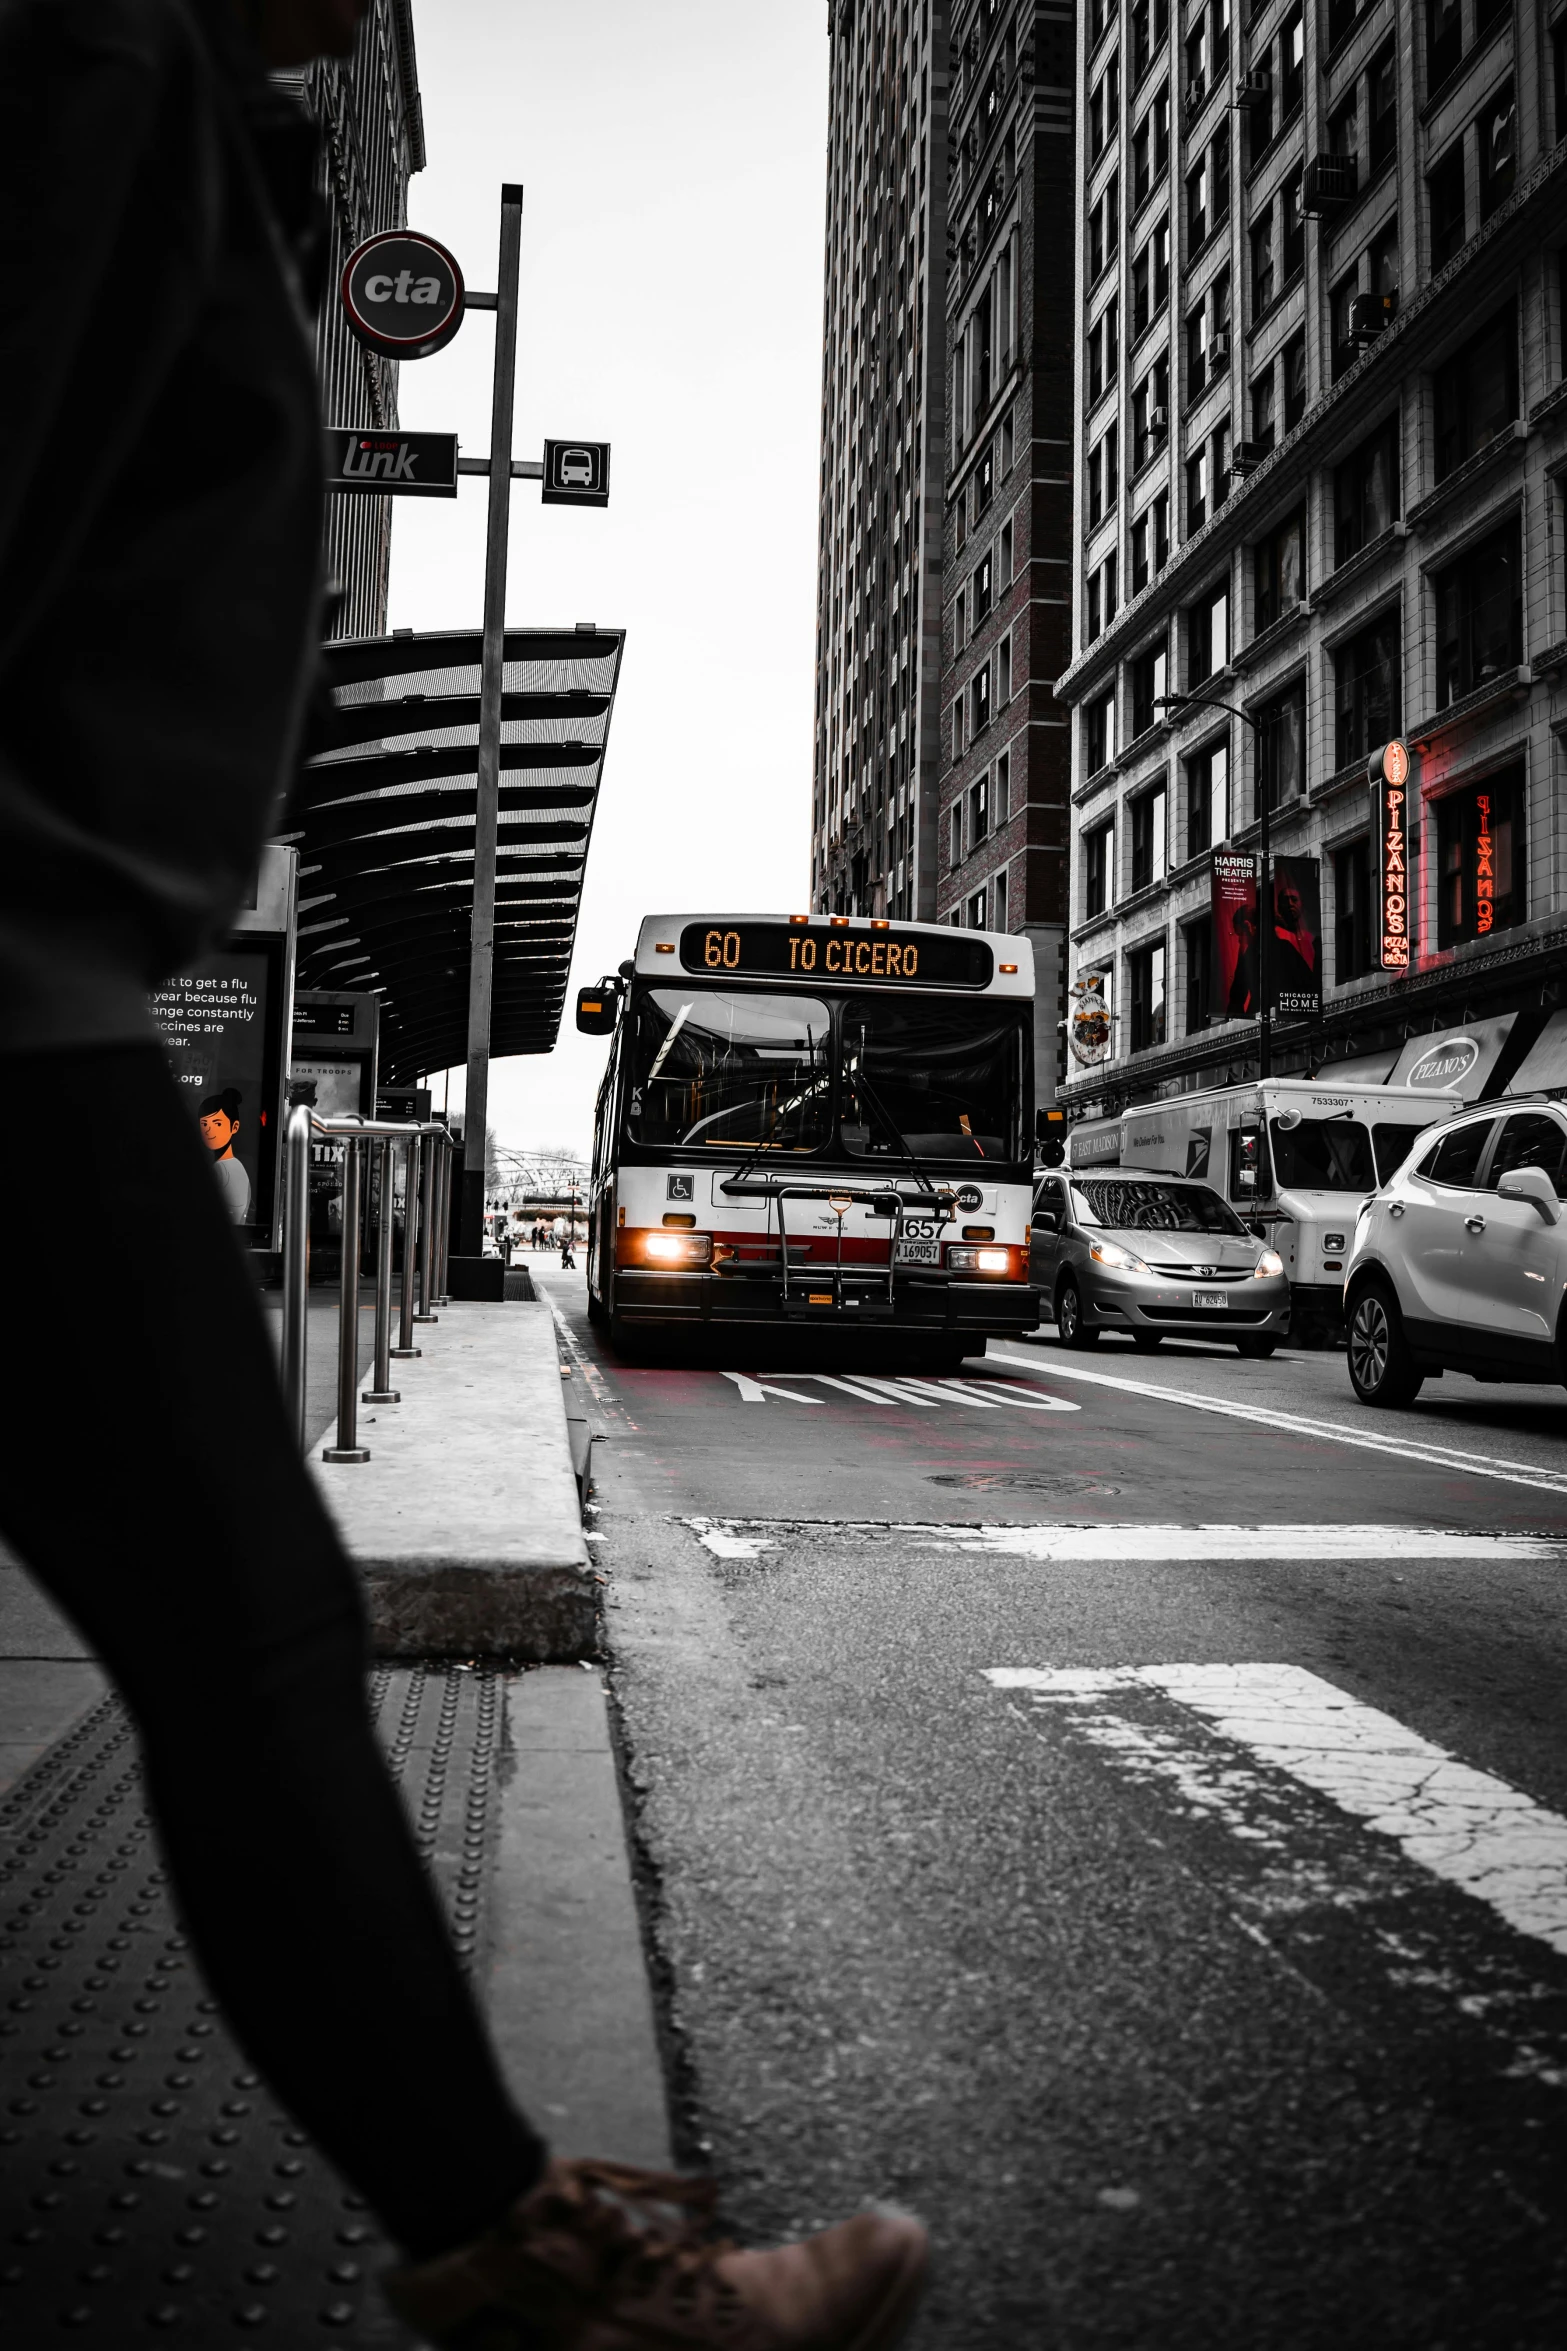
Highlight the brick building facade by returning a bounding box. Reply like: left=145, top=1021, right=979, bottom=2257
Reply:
left=1054, top=0, right=1567, bottom=1112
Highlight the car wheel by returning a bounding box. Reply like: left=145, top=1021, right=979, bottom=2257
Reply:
left=1056, top=1275, right=1100, bottom=1349
left=1346, top=1283, right=1423, bottom=1407
left=1236, top=1333, right=1277, bottom=1359
left=1130, top=1329, right=1163, bottom=1352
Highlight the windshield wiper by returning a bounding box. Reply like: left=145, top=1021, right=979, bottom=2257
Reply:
left=722, top=1022, right=827, bottom=1193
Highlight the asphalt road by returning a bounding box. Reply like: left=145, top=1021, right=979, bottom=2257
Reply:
left=536, top=1268, right=1567, bottom=2351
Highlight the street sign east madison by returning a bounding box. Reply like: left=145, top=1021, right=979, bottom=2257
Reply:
left=541, top=439, right=611, bottom=507
left=340, top=230, right=464, bottom=360
left=322, top=428, right=459, bottom=497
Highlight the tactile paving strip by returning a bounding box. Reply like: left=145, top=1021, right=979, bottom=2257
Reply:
left=1, top=1666, right=505, bottom=2341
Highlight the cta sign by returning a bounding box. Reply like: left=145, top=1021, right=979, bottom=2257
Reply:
left=323, top=428, right=458, bottom=497
left=541, top=439, right=611, bottom=508
left=1371, top=740, right=1413, bottom=971
left=341, top=230, right=464, bottom=360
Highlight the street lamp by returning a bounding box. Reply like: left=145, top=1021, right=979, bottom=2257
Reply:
left=1155, top=691, right=1275, bottom=1080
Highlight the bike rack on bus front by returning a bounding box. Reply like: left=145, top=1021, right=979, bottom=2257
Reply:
left=718, top=1178, right=954, bottom=1313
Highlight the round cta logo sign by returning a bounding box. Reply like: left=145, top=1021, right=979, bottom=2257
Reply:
left=1407, top=1035, right=1479, bottom=1090
left=341, top=230, right=464, bottom=360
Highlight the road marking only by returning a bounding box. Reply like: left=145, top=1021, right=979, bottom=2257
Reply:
left=715, top=1371, right=1080, bottom=1412
left=984, top=1662, right=1567, bottom=1962
left=990, top=1348, right=1567, bottom=1498
left=938, top=1523, right=1562, bottom=1560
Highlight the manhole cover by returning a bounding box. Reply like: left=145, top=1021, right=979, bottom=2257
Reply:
left=927, top=1472, right=1123, bottom=1494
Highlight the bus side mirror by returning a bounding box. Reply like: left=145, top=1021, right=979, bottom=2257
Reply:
left=576, top=983, right=618, bottom=1036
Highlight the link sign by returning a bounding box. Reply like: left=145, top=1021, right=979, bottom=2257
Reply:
left=1370, top=739, right=1412, bottom=971
left=322, top=428, right=459, bottom=497
left=341, top=230, right=465, bottom=360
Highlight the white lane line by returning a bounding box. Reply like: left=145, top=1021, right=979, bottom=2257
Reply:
left=938, top=1523, right=1561, bottom=1560
left=990, top=1348, right=1567, bottom=1499
left=717, top=1371, right=822, bottom=1404
left=984, top=1662, right=1567, bottom=1961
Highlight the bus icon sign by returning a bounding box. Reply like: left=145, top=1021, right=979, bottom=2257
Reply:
left=542, top=439, right=611, bottom=507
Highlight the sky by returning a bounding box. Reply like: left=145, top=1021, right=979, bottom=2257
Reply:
left=385, top=2, right=829, bottom=1161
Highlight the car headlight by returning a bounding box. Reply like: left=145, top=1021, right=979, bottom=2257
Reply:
left=1253, top=1249, right=1284, bottom=1278
left=1089, top=1238, right=1151, bottom=1274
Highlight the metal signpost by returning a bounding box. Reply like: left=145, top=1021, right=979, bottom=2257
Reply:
left=332, top=190, right=611, bottom=1259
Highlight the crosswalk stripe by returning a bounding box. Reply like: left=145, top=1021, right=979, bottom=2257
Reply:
left=984, top=1662, right=1567, bottom=1961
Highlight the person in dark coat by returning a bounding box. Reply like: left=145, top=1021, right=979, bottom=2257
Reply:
left=0, top=6, right=924, bottom=2345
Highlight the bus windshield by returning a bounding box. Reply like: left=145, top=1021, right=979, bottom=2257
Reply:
left=627, top=989, right=832, bottom=1152
left=1071, top=1178, right=1246, bottom=1235
left=1268, top=1116, right=1376, bottom=1191
left=840, top=996, right=1023, bottom=1162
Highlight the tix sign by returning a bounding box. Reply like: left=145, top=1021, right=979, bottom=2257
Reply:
left=677, top=922, right=993, bottom=988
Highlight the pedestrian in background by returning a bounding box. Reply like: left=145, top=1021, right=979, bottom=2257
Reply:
left=0, top=2, right=925, bottom=2345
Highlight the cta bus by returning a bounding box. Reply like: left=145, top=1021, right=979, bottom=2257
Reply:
left=575, top=912, right=1041, bottom=1361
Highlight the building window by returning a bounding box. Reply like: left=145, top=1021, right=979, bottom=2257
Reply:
left=1128, top=938, right=1168, bottom=1051
left=1478, top=84, right=1517, bottom=221
left=1090, top=60, right=1118, bottom=161
left=1134, top=88, right=1170, bottom=206
left=1333, top=836, right=1372, bottom=982
left=1089, top=425, right=1119, bottom=525
left=974, top=548, right=994, bottom=624
left=1278, top=4, right=1304, bottom=122
left=1368, top=45, right=1397, bottom=177
left=1433, top=519, right=1522, bottom=705
left=1087, top=552, right=1118, bottom=643
left=1132, top=356, right=1170, bottom=465
left=1085, top=820, right=1114, bottom=917
left=1282, top=330, right=1307, bottom=430
left=998, top=633, right=1012, bottom=703
left=1255, top=676, right=1306, bottom=812
left=1185, top=737, right=1228, bottom=857
left=1154, top=490, right=1170, bottom=572
left=1427, top=0, right=1461, bottom=90
left=1281, top=172, right=1305, bottom=284
left=1002, top=409, right=1015, bottom=474
left=1334, top=612, right=1402, bottom=769
left=1437, top=764, right=1525, bottom=946
left=976, top=446, right=995, bottom=515
left=993, top=865, right=1008, bottom=931
left=952, top=694, right=966, bottom=759
left=1000, top=519, right=1014, bottom=585
left=1251, top=210, right=1275, bottom=319
left=1130, top=784, right=1167, bottom=892
left=1368, top=218, right=1400, bottom=324
left=968, top=888, right=988, bottom=930
left=1429, top=142, right=1466, bottom=271
left=955, top=589, right=966, bottom=652
left=1085, top=688, right=1117, bottom=775
left=1555, top=19, right=1567, bottom=146
left=1184, top=917, right=1213, bottom=1032
left=949, top=803, right=962, bottom=870
left=1330, top=269, right=1360, bottom=383
left=1251, top=367, right=1277, bottom=457
left=1187, top=443, right=1210, bottom=531
left=970, top=662, right=992, bottom=738
left=1130, top=634, right=1168, bottom=735
left=1253, top=505, right=1306, bottom=631
left=1329, top=86, right=1360, bottom=186
left=1334, top=417, right=1400, bottom=565
left=995, top=750, right=1010, bottom=822
left=1132, top=219, right=1169, bottom=335
left=969, top=772, right=989, bottom=847
left=1188, top=578, right=1229, bottom=685
left=1132, top=509, right=1151, bottom=593
left=1090, top=176, right=1120, bottom=281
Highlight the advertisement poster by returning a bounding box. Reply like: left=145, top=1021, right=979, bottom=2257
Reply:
left=151, top=944, right=283, bottom=1240
left=1211, top=852, right=1258, bottom=1020
left=1269, top=855, right=1322, bottom=1022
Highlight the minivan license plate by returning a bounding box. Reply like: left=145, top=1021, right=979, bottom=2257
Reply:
left=895, top=1240, right=940, bottom=1265
left=1191, top=1288, right=1226, bottom=1309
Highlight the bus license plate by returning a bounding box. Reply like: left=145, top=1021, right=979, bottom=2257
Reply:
left=1191, top=1288, right=1226, bottom=1309
left=895, top=1240, right=941, bottom=1265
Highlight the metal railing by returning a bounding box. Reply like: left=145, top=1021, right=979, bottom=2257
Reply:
left=280, top=1111, right=460, bottom=1460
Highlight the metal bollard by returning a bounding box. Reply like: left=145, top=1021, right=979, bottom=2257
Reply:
left=323, top=1134, right=371, bottom=1462
left=280, top=1103, right=313, bottom=1454
left=392, top=1130, right=422, bottom=1359
left=362, top=1136, right=401, bottom=1404
left=415, top=1130, right=439, bottom=1323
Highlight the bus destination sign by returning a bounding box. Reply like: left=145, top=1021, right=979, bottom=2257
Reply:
left=678, top=922, right=994, bottom=988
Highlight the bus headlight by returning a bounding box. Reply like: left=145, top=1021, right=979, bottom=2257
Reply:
left=946, top=1243, right=1024, bottom=1276
left=632, top=1229, right=713, bottom=1266
left=1253, top=1249, right=1284, bottom=1278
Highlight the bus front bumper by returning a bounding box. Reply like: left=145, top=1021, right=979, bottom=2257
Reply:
left=613, top=1267, right=1040, bottom=1333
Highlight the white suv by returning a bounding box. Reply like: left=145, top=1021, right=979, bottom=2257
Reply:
left=1343, top=1098, right=1567, bottom=1406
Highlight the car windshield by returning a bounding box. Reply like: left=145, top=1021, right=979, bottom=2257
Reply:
left=839, top=995, right=1024, bottom=1162
left=1268, top=1116, right=1376, bottom=1190
left=1070, top=1178, right=1247, bottom=1235
left=626, top=989, right=832, bottom=1152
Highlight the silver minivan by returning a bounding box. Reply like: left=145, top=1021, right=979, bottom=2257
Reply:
left=1032, top=1169, right=1290, bottom=1355
left=1344, top=1097, right=1567, bottom=1405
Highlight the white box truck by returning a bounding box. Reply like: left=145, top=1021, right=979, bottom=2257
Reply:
left=1064, top=1078, right=1456, bottom=1340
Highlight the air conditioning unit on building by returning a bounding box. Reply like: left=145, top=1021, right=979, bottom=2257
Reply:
left=1229, top=440, right=1260, bottom=478
left=1302, top=153, right=1358, bottom=214
left=1349, top=289, right=1398, bottom=343
left=1208, top=330, right=1230, bottom=362
left=1148, top=405, right=1169, bottom=435
left=1233, top=71, right=1272, bottom=108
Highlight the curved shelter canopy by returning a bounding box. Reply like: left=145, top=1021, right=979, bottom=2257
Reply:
left=286, top=627, right=624, bottom=1085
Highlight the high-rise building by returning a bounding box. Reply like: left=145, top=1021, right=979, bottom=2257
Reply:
left=812, top=1, right=950, bottom=922
left=279, top=0, right=426, bottom=640
left=1055, top=0, right=1567, bottom=1111
left=936, top=0, right=1076, bottom=1102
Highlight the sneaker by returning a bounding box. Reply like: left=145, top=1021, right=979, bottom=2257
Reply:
left=384, top=2155, right=928, bottom=2349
